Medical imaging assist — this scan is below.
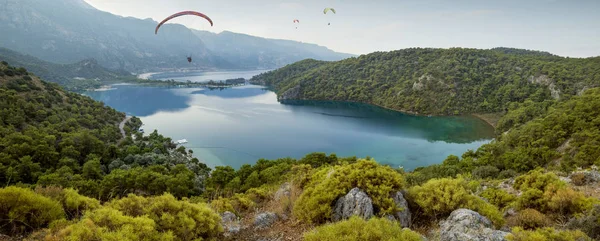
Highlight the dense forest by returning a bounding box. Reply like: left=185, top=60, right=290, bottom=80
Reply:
left=1, top=61, right=600, bottom=240
left=251, top=48, right=600, bottom=116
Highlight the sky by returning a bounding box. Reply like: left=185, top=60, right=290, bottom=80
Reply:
left=83, top=0, right=600, bottom=57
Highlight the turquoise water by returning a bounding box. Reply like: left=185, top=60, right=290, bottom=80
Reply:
left=85, top=82, right=494, bottom=170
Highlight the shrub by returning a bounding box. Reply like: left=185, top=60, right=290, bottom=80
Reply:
left=507, top=209, right=550, bottom=230
left=23, top=76, right=32, bottom=81
left=507, top=227, right=592, bottom=241
left=293, top=160, right=405, bottom=223
left=513, top=169, right=563, bottom=191
left=44, top=207, right=173, bottom=241
left=480, top=188, right=516, bottom=210
left=0, top=186, right=65, bottom=234
left=498, top=169, right=518, bottom=179
left=36, top=186, right=101, bottom=219
left=567, top=205, right=600, bottom=239
left=4, top=69, right=15, bottom=76
left=570, top=172, right=586, bottom=186
left=472, top=165, right=500, bottom=179
left=303, top=216, right=423, bottom=241
left=408, top=177, right=504, bottom=226
left=108, top=193, right=223, bottom=240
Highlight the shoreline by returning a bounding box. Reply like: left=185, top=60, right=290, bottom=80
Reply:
left=276, top=94, right=499, bottom=130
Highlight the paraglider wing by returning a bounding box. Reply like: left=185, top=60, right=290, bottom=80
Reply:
left=323, top=8, right=336, bottom=14
left=155, top=11, right=213, bottom=34
left=293, top=19, right=300, bottom=23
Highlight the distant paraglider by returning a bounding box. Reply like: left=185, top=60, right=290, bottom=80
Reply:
left=293, top=19, right=300, bottom=29
left=155, top=11, right=213, bottom=34
left=155, top=11, right=213, bottom=63
left=323, top=8, right=336, bottom=26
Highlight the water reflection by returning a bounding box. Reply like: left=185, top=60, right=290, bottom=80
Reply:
left=85, top=84, right=495, bottom=170
left=84, top=85, right=190, bottom=117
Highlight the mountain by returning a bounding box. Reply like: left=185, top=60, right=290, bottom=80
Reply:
left=251, top=48, right=600, bottom=116
left=193, top=30, right=355, bottom=69
left=0, top=0, right=229, bottom=72
left=0, top=0, right=352, bottom=73
left=0, top=47, right=131, bottom=90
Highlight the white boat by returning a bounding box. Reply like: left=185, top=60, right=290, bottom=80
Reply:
left=175, top=139, right=188, bottom=144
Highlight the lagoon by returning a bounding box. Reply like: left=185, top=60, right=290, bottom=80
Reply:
left=85, top=74, right=494, bottom=170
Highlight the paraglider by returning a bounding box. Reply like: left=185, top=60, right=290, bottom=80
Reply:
left=293, top=19, right=299, bottom=29
left=155, top=11, right=213, bottom=63
left=155, top=11, right=213, bottom=34
left=323, top=8, right=336, bottom=25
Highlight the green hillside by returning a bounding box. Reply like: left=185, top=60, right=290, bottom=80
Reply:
left=251, top=48, right=600, bottom=116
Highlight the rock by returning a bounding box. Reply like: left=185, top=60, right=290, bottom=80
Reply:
left=332, top=188, right=374, bottom=222
left=254, top=212, right=278, bottom=230
left=221, top=211, right=237, bottom=223
left=221, top=211, right=241, bottom=236
left=503, top=208, right=517, bottom=218
left=389, top=191, right=412, bottom=228
left=439, top=209, right=509, bottom=241
left=569, top=170, right=600, bottom=185
left=274, top=182, right=291, bottom=201
left=279, top=85, right=301, bottom=100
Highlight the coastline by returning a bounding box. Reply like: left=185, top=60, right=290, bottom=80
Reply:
left=276, top=94, right=499, bottom=130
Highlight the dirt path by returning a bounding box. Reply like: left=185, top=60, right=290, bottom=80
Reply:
left=119, top=116, right=132, bottom=138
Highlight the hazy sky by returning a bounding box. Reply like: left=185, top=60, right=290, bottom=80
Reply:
left=83, top=0, right=600, bottom=57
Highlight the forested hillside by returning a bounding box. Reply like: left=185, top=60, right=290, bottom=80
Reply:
left=1, top=63, right=599, bottom=240
left=251, top=48, right=600, bottom=116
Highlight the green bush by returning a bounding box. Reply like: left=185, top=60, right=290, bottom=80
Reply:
left=498, top=169, right=518, bottom=179
left=294, top=159, right=405, bottom=223
left=513, top=169, right=563, bottom=191
left=507, top=209, right=550, bottom=230
left=408, top=178, right=504, bottom=227
left=472, top=165, right=500, bottom=179
left=507, top=227, right=592, bottom=241
left=303, top=216, right=423, bottom=241
left=109, top=193, right=223, bottom=240
left=480, top=188, right=516, bottom=210
left=44, top=207, right=173, bottom=241
left=567, top=205, right=600, bottom=239
left=0, top=186, right=65, bottom=234
left=36, top=186, right=100, bottom=219
left=570, top=172, right=587, bottom=186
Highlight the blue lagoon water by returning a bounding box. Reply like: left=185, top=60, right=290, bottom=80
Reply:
left=85, top=76, right=494, bottom=170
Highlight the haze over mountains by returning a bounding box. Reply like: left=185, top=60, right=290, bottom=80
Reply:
left=0, top=0, right=352, bottom=73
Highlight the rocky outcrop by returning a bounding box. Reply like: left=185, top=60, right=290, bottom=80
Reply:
left=439, top=209, right=509, bottom=241
left=387, top=191, right=412, bottom=228
left=332, top=188, right=374, bottom=221
left=254, top=212, right=278, bottom=230
left=528, top=75, right=561, bottom=100
left=279, top=85, right=301, bottom=100
left=274, top=182, right=291, bottom=201
left=221, top=211, right=241, bottom=236
left=570, top=170, right=600, bottom=186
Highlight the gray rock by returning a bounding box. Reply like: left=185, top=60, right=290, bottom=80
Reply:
left=274, top=182, right=291, bottom=201
left=389, top=191, right=412, bottom=228
left=503, top=208, right=517, bottom=218
left=332, top=187, right=374, bottom=222
left=221, top=211, right=241, bottom=236
left=570, top=170, right=600, bottom=185
left=439, top=209, right=509, bottom=241
left=279, top=85, right=301, bottom=100
left=254, top=212, right=278, bottom=230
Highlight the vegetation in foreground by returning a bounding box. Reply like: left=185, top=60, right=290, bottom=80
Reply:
left=1, top=59, right=600, bottom=240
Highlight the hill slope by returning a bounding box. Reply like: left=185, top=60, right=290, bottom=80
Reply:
left=193, top=30, right=354, bottom=69
left=0, top=47, right=130, bottom=90
left=251, top=48, right=600, bottom=116
left=0, top=0, right=352, bottom=72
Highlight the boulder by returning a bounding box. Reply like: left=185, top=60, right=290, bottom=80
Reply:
left=221, top=211, right=241, bottom=236
left=332, top=188, right=374, bottom=222
left=569, top=170, right=600, bottom=186
left=274, top=182, right=291, bottom=201
left=439, top=209, right=509, bottom=241
left=389, top=191, right=412, bottom=228
left=254, top=212, right=278, bottom=230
